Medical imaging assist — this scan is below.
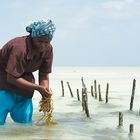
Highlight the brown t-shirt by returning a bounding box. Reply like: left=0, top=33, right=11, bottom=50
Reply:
left=0, top=35, right=53, bottom=98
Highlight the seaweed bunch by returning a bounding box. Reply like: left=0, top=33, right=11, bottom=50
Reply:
left=39, top=91, right=56, bottom=125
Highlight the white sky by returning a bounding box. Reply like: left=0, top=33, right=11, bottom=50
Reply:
left=0, top=0, right=140, bottom=66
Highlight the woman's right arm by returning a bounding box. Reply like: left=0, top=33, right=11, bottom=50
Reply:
left=7, top=73, right=48, bottom=97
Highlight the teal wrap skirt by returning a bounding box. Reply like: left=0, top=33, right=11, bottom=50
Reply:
left=0, top=90, right=33, bottom=125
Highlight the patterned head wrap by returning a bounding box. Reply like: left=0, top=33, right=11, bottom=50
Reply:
left=26, top=20, right=56, bottom=40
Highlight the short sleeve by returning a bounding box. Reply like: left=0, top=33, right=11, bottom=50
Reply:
left=6, top=46, right=26, bottom=77
left=39, top=47, right=53, bottom=73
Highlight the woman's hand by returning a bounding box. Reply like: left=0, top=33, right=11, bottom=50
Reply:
left=37, top=85, right=52, bottom=98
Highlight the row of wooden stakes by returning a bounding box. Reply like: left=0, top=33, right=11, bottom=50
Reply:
left=61, top=78, right=109, bottom=103
left=60, top=78, right=137, bottom=136
left=61, top=78, right=137, bottom=111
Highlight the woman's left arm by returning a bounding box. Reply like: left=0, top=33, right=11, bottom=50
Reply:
left=39, top=45, right=53, bottom=96
left=39, top=72, right=51, bottom=96
left=39, top=72, right=49, bottom=88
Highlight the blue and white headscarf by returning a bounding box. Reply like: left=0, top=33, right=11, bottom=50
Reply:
left=26, top=19, right=56, bottom=40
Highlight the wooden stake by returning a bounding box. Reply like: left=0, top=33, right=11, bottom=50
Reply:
left=105, top=83, right=109, bottom=103
left=91, top=85, right=94, bottom=97
left=67, top=82, right=74, bottom=97
left=81, top=77, right=86, bottom=88
left=76, top=89, right=80, bottom=101
left=61, top=80, right=64, bottom=97
left=83, top=89, right=90, bottom=117
left=94, top=80, right=97, bottom=99
left=82, top=88, right=85, bottom=111
left=118, top=112, right=123, bottom=127
left=82, top=88, right=88, bottom=111
left=84, top=87, right=88, bottom=101
left=83, top=94, right=90, bottom=117
left=98, top=84, right=103, bottom=101
left=129, top=79, right=136, bottom=111
left=129, top=124, right=134, bottom=135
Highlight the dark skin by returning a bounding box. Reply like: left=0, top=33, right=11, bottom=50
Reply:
left=32, top=36, right=51, bottom=52
left=7, top=36, right=52, bottom=98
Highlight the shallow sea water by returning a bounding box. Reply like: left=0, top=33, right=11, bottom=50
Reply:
left=0, top=67, right=140, bottom=140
